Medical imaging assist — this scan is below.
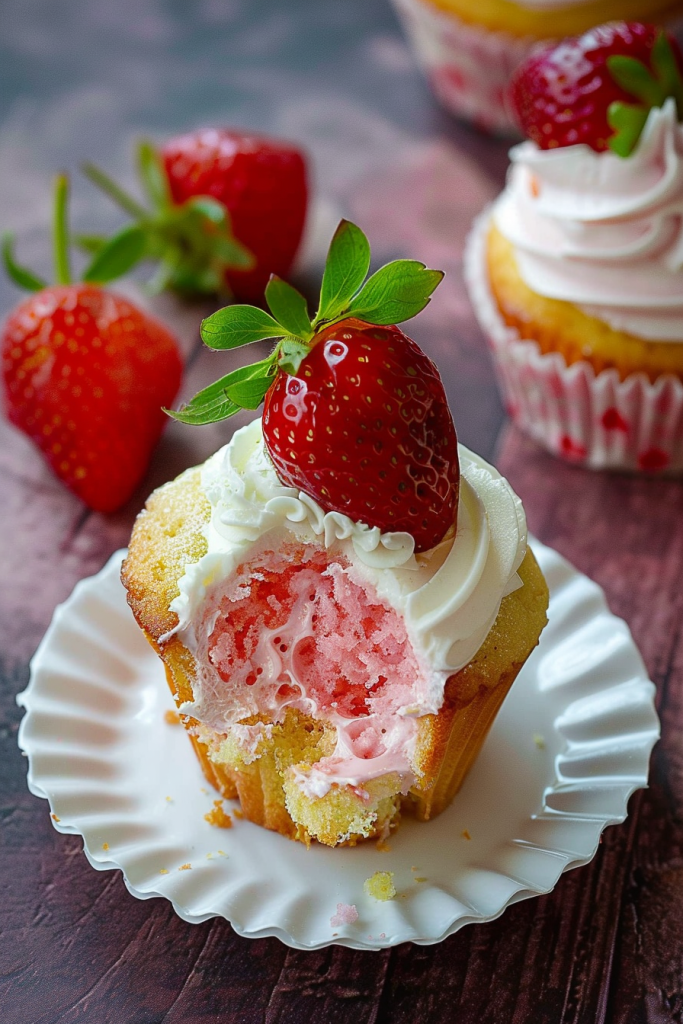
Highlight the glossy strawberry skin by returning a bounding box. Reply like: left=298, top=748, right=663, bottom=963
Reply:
left=2, top=285, right=182, bottom=512
left=162, top=129, right=308, bottom=304
left=510, top=22, right=683, bottom=152
left=262, top=319, right=459, bottom=553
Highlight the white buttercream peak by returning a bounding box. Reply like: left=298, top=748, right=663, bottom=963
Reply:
left=493, top=100, right=683, bottom=341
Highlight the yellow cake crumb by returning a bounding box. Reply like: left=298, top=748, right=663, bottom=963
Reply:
left=165, top=796, right=173, bottom=803
left=364, top=871, right=396, bottom=901
left=164, top=709, right=181, bottom=725
left=414, top=877, right=428, bottom=883
left=102, top=843, right=109, bottom=851
left=178, top=863, right=192, bottom=871
left=534, top=734, right=546, bottom=750
left=233, top=808, right=244, bottom=820
left=462, top=829, right=472, bottom=841
left=51, top=813, right=60, bottom=822
left=204, top=799, right=233, bottom=829
left=160, top=868, right=169, bottom=875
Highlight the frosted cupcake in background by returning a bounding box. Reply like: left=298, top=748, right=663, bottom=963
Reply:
left=390, top=0, right=683, bottom=133
left=465, top=22, right=683, bottom=472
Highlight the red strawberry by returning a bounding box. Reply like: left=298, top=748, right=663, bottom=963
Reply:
left=262, top=318, right=459, bottom=552
left=510, top=22, right=683, bottom=155
left=2, top=175, right=182, bottom=513
left=162, top=129, right=308, bottom=303
left=171, top=221, right=455, bottom=554
left=3, top=285, right=182, bottom=512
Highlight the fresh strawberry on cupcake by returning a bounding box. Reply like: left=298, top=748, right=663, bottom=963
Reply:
left=466, top=22, right=683, bottom=472
left=121, top=220, right=548, bottom=848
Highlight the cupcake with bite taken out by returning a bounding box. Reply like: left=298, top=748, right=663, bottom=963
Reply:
left=466, top=22, right=683, bottom=472
left=390, top=0, right=683, bottom=133
left=122, top=221, right=549, bottom=847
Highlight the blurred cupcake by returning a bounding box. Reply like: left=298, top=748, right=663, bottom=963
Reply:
left=390, top=0, right=683, bottom=133
left=465, top=22, right=683, bottom=471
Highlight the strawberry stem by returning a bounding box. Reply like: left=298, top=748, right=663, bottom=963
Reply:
left=82, top=162, right=148, bottom=219
left=53, top=174, right=71, bottom=286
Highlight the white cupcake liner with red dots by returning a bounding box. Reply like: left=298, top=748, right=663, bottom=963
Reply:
left=390, top=0, right=537, bottom=134
left=465, top=211, right=683, bottom=475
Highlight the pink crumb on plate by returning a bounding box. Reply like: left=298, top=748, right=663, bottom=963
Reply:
left=330, top=902, right=359, bottom=927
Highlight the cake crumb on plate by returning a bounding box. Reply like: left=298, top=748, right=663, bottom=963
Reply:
left=364, top=871, right=396, bottom=901
left=330, top=903, right=359, bottom=927
left=204, top=799, right=233, bottom=829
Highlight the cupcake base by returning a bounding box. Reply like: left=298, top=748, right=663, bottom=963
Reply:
left=123, top=466, right=549, bottom=847
left=465, top=210, right=683, bottom=474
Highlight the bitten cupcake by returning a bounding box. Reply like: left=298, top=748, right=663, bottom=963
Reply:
left=466, top=22, right=683, bottom=471
left=391, top=0, right=683, bottom=133
left=122, top=221, right=549, bottom=847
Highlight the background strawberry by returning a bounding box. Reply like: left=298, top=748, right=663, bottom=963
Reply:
left=170, top=220, right=457, bottom=553
left=2, top=176, right=182, bottom=513
left=81, top=130, right=308, bottom=303
left=262, top=318, right=458, bottom=552
left=162, top=129, right=308, bottom=303
left=509, top=22, right=683, bottom=156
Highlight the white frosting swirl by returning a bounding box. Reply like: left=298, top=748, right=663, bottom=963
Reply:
left=168, top=419, right=527, bottom=796
left=493, top=100, right=683, bottom=341
left=170, top=418, right=526, bottom=680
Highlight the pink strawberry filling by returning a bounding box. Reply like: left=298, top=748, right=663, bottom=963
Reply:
left=203, top=542, right=425, bottom=782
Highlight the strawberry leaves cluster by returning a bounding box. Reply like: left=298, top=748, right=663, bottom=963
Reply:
left=2, top=173, right=146, bottom=292
left=607, top=29, right=683, bottom=156
left=168, top=220, right=444, bottom=426
left=79, top=140, right=254, bottom=296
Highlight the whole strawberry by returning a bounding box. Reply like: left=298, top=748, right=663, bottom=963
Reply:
left=170, top=220, right=456, bottom=553
left=2, top=176, right=182, bottom=513
left=163, top=130, right=308, bottom=303
left=510, top=22, right=683, bottom=156
left=81, top=130, right=308, bottom=303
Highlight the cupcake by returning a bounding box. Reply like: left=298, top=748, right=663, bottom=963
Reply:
left=466, top=22, right=683, bottom=471
left=122, top=221, right=549, bottom=847
left=390, top=0, right=683, bottom=133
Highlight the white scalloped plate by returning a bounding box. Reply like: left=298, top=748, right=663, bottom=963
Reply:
left=17, top=540, right=659, bottom=950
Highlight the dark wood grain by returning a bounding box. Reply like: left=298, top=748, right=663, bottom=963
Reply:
left=2, top=2, right=683, bottom=1022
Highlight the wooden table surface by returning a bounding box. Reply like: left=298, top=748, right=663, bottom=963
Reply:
left=2, top=2, right=682, bottom=1022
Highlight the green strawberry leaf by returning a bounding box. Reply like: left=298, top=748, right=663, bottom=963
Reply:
left=226, top=373, right=276, bottom=409
left=137, top=140, right=171, bottom=210
left=265, top=276, right=313, bottom=341
left=74, top=233, right=108, bottom=255
left=607, top=55, right=664, bottom=108
left=651, top=31, right=683, bottom=115
left=81, top=162, right=148, bottom=219
left=278, top=337, right=311, bottom=376
left=184, top=196, right=228, bottom=225
left=201, top=304, right=287, bottom=350
left=345, top=260, right=444, bottom=325
left=607, top=102, right=650, bottom=157
left=82, top=224, right=147, bottom=284
left=315, top=219, right=371, bottom=325
left=1, top=233, right=47, bottom=292
left=211, top=233, right=255, bottom=270
left=167, top=355, right=276, bottom=423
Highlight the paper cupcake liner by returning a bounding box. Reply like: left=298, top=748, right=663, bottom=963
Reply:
left=464, top=210, right=683, bottom=474
left=390, top=0, right=537, bottom=134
